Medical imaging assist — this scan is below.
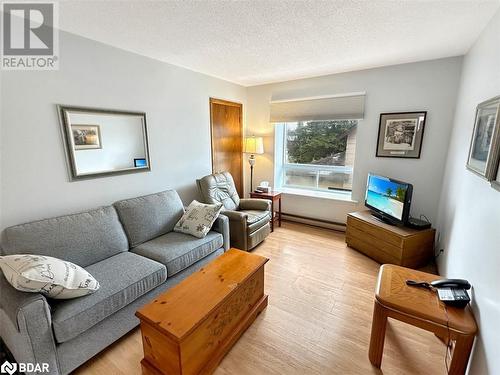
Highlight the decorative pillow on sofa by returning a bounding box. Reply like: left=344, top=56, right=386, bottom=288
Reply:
left=174, top=200, right=223, bottom=239
left=0, top=254, right=100, bottom=299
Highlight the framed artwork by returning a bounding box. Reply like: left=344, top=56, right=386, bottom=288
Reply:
left=71, top=124, right=102, bottom=150
left=466, top=95, right=500, bottom=180
left=493, top=165, right=500, bottom=191
left=376, top=111, right=427, bottom=158
left=492, top=133, right=500, bottom=191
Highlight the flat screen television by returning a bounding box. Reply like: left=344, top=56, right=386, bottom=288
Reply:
left=365, top=174, right=413, bottom=225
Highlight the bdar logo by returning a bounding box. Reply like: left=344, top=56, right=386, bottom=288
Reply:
left=1, top=361, right=49, bottom=374
left=0, top=361, right=17, bottom=375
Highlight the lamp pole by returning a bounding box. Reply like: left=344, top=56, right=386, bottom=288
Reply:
left=249, top=154, right=256, bottom=192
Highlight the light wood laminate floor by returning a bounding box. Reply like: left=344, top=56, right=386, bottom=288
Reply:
left=74, top=222, right=445, bottom=375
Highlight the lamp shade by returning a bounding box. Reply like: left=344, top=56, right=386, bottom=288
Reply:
left=244, top=136, right=264, bottom=154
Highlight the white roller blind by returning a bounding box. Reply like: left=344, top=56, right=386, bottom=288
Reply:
left=270, top=92, right=365, bottom=122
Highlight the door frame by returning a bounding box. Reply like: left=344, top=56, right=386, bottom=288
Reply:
left=209, top=97, right=244, bottom=193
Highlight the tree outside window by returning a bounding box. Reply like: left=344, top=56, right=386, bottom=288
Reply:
left=283, top=120, right=357, bottom=191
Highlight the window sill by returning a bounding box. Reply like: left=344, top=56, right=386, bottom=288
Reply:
left=279, top=187, right=358, bottom=203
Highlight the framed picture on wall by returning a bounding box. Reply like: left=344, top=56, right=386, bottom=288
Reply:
left=493, top=165, right=500, bottom=191
left=466, top=95, right=500, bottom=180
left=376, top=111, right=427, bottom=158
left=491, top=136, right=500, bottom=191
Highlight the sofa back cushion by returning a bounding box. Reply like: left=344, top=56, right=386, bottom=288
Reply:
left=113, top=190, right=184, bottom=247
left=1, top=206, right=129, bottom=267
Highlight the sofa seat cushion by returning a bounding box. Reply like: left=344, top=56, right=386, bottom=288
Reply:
left=132, top=231, right=223, bottom=276
left=51, top=252, right=166, bottom=343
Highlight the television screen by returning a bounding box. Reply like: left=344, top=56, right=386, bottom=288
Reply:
left=365, top=174, right=411, bottom=222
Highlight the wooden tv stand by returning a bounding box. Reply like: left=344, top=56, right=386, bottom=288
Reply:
left=346, top=210, right=435, bottom=268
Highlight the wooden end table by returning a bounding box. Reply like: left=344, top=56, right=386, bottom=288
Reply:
left=136, top=249, right=269, bottom=375
left=249, top=191, right=282, bottom=232
left=369, top=264, right=477, bottom=374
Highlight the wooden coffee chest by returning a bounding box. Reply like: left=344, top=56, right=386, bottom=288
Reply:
left=135, top=248, right=269, bottom=375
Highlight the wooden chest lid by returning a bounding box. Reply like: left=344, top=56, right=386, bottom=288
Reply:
left=136, top=248, right=268, bottom=341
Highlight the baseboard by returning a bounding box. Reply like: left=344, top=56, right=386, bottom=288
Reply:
left=282, top=212, right=346, bottom=232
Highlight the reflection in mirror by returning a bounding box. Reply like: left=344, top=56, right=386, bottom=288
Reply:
left=58, top=105, right=151, bottom=180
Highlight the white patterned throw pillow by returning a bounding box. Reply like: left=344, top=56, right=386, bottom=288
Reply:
left=174, top=200, right=223, bottom=238
left=0, top=254, right=100, bottom=299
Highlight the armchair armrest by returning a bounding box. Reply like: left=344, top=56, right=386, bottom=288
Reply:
left=221, top=210, right=249, bottom=251
left=221, top=210, right=248, bottom=222
left=239, top=198, right=271, bottom=211
left=212, top=214, right=230, bottom=251
left=0, top=272, right=60, bottom=373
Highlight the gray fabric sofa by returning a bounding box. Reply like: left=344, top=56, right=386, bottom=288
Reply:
left=0, top=190, right=229, bottom=375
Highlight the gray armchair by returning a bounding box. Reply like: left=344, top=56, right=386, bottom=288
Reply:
left=196, top=172, right=271, bottom=251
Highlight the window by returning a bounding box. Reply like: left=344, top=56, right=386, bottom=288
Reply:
left=279, top=120, right=357, bottom=193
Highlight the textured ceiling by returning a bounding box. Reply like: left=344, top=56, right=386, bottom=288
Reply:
left=58, top=0, right=500, bottom=86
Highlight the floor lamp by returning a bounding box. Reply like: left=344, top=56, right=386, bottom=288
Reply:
left=244, top=136, right=264, bottom=192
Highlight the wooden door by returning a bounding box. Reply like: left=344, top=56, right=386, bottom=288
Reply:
left=210, top=98, right=243, bottom=196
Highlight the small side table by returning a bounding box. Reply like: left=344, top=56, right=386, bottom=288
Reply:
left=249, top=191, right=282, bottom=232
left=369, top=265, right=477, bottom=375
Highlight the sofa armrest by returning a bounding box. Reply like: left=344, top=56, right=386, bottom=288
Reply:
left=1, top=274, right=48, bottom=329
left=212, top=214, right=230, bottom=251
left=239, top=198, right=271, bottom=211
left=0, top=272, right=60, bottom=374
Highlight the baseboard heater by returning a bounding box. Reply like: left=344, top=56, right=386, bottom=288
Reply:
left=282, top=212, right=346, bottom=232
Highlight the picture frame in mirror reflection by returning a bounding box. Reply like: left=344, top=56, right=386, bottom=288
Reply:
left=71, top=124, right=102, bottom=150
left=58, top=105, right=151, bottom=181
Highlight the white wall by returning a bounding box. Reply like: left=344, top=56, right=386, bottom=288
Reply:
left=0, top=31, right=246, bottom=230
left=436, top=9, right=500, bottom=375
left=245, top=57, right=463, bottom=224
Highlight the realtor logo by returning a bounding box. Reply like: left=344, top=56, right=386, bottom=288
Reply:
left=1, top=1, right=59, bottom=69
left=0, top=361, right=16, bottom=375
